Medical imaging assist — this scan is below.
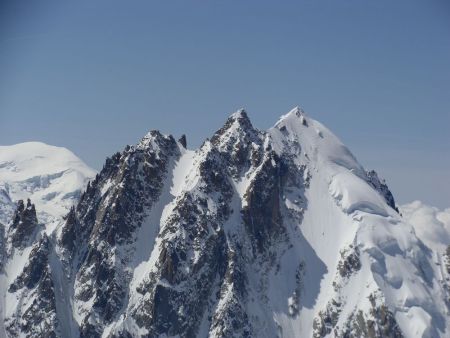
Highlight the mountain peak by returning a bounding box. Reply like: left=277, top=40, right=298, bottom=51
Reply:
left=226, top=108, right=252, bottom=128
left=210, top=108, right=258, bottom=147
left=289, top=106, right=305, bottom=116
left=137, top=130, right=173, bottom=150
left=275, top=106, right=308, bottom=127
left=229, top=107, right=248, bottom=118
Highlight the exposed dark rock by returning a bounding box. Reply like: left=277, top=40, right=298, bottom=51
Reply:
left=178, top=134, right=187, bottom=148
left=446, top=245, right=450, bottom=275
left=337, top=246, right=361, bottom=279
left=313, top=299, right=342, bottom=338
left=58, top=131, right=180, bottom=334
left=366, top=170, right=398, bottom=212
left=9, top=235, right=51, bottom=292
left=8, top=199, right=39, bottom=250
left=131, top=142, right=233, bottom=337
left=211, top=109, right=263, bottom=179
left=313, top=293, right=403, bottom=338
left=59, top=205, right=77, bottom=254
left=342, top=294, right=403, bottom=338
left=6, top=234, right=59, bottom=337
left=288, top=261, right=305, bottom=316
left=242, top=151, right=287, bottom=254
left=210, top=246, right=252, bottom=337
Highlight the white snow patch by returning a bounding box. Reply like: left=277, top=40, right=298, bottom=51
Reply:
left=170, top=149, right=196, bottom=196
left=0, top=142, right=96, bottom=229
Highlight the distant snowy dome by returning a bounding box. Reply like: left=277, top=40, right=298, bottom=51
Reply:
left=0, top=142, right=96, bottom=227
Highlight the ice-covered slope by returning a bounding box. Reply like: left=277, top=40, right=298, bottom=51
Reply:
left=0, top=142, right=96, bottom=227
left=400, top=201, right=450, bottom=309
left=0, top=186, right=14, bottom=227
left=0, top=110, right=449, bottom=338
left=400, top=201, right=450, bottom=254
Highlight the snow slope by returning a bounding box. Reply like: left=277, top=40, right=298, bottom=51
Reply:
left=0, top=142, right=96, bottom=227
left=268, top=108, right=449, bottom=337
left=400, top=201, right=450, bottom=253
left=0, top=186, right=14, bottom=226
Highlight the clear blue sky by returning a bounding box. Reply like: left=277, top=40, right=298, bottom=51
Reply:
left=0, top=0, right=449, bottom=208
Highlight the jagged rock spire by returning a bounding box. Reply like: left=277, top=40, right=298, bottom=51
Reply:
left=211, top=108, right=255, bottom=144
left=8, top=199, right=39, bottom=249
left=178, top=134, right=187, bottom=148
left=229, top=108, right=250, bottom=122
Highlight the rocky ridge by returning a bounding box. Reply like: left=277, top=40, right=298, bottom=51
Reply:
left=0, top=108, right=449, bottom=337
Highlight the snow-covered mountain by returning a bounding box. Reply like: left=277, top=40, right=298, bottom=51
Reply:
left=400, top=201, right=450, bottom=294
left=400, top=201, right=450, bottom=254
left=0, top=142, right=96, bottom=228
left=0, top=109, right=449, bottom=338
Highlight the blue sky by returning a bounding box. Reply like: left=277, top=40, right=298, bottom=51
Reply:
left=0, top=0, right=449, bottom=208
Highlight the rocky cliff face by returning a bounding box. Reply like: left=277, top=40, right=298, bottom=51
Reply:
left=366, top=170, right=398, bottom=212
left=0, top=108, right=449, bottom=337
left=0, top=199, right=59, bottom=337
left=7, top=199, right=39, bottom=250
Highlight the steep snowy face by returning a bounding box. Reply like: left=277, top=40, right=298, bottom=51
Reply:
left=0, top=142, right=96, bottom=227
left=400, top=201, right=450, bottom=253
left=0, top=199, right=59, bottom=338
left=400, top=201, right=450, bottom=294
left=1, top=109, right=449, bottom=338
left=269, top=109, right=449, bottom=338
left=58, top=131, right=182, bottom=337
left=0, top=188, right=14, bottom=227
